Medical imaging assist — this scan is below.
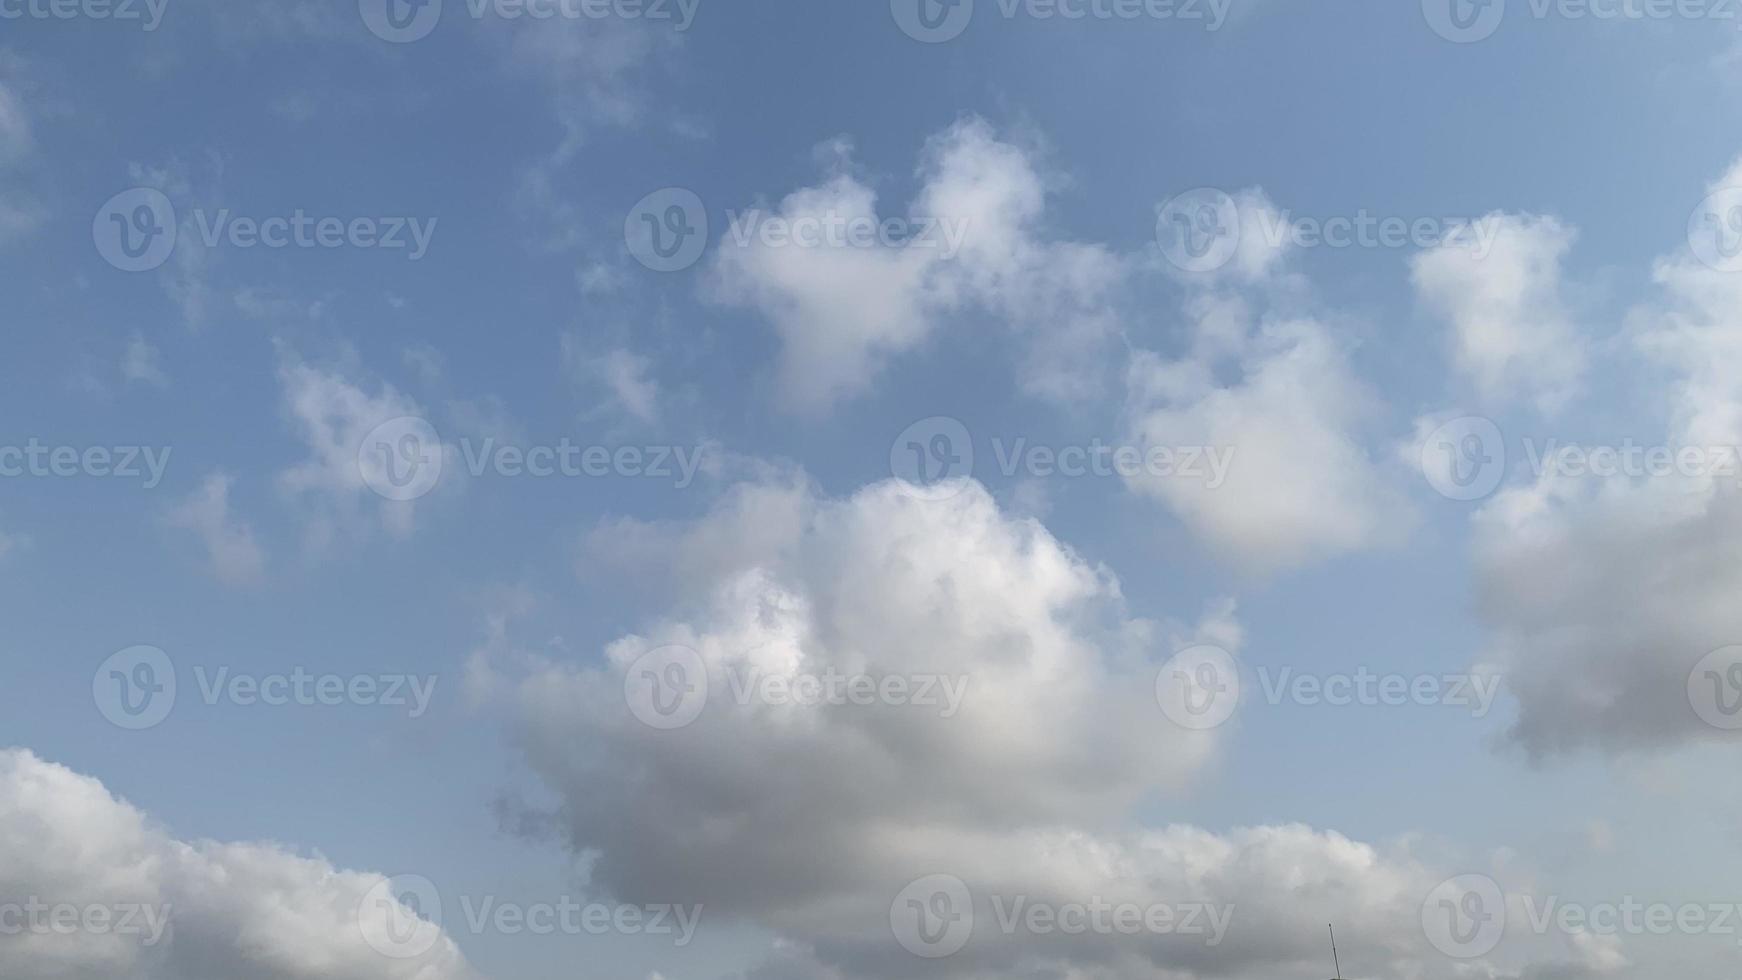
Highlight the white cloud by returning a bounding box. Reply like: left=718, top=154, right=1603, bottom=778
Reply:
left=1124, top=192, right=1412, bottom=575
left=1469, top=158, right=1742, bottom=757
left=0, top=749, right=478, bottom=980
left=470, top=474, right=1597, bottom=979
left=1412, top=213, right=1586, bottom=413
left=167, top=472, right=265, bottom=586
left=710, top=118, right=1126, bottom=410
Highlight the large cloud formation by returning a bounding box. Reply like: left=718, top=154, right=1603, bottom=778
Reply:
left=0, top=749, right=477, bottom=980
left=1468, top=158, right=1742, bottom=758
left=472, top=474, right=1606, bottom=979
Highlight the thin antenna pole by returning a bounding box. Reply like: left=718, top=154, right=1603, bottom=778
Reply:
left=1329, top=924, right=1342, bottom=979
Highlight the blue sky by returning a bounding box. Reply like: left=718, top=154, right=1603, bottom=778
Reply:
left=3, top=1, right=1742, bottom=978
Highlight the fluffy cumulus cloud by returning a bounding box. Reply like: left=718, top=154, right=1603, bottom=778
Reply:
left=1124, top=192, right=1413, bottom=576
left=0, top=749, right=477, bottom=980
left=710, top=118, right=1126, bottom=410
left=1411, top=213, right=1586, bottom=413
left=1469, top=158, right=1742, bottom=758
left=469, top=474, right=1600, bottom=979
